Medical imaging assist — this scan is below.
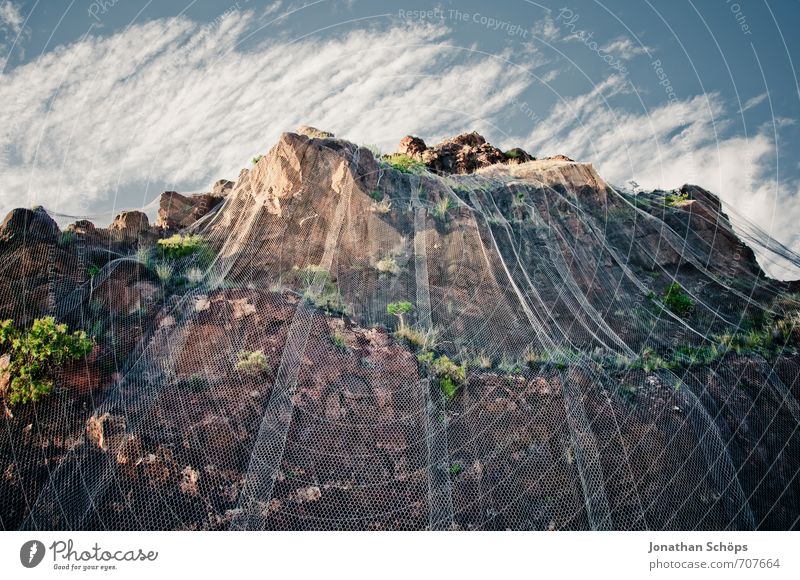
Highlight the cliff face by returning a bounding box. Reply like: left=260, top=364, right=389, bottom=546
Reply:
left=0, top=130, right=798, bottom=531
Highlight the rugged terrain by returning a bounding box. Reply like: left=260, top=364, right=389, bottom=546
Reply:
left=1, top=128, right=799, bottom=530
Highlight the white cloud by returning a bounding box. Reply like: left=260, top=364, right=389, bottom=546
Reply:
left=600, top=36, right=650, bottom=60
left=738, top=92, right=767, bottom=114
left=0, top=13, right=529, bottom=218
left=0, top=0, right=27, bottom=68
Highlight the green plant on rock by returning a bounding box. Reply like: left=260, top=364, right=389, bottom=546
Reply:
left=387, top=301, right=414, bottom=329
left=385, top=154, right=426, bottom=174
left=430, top=355, right=466, bottom=400
left=236, top=350, right=268, bottom=376
left=664, top=190, right=689, bottom=207
left=0, top=317, right=93, bottom=406
left=662, top=282, right=694, bottom=317
left=154, top=262, right=173, bottom=283
left=431, top=197, right=453, bottom=223
left=251, top=155, right=263, bottom=165
left=156, top=234, right=210, bottom=262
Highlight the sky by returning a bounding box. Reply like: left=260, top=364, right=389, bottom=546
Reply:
left=1, top=0, right=799, bottom=278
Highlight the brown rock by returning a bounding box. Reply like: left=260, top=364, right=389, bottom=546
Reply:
left=86, top=412, right=127, bottom=451
left=295, top=125, right=335, bottom=139
left=397, top=135, right=427, bottom=158
left=109, top=211, right=150, bottom=239
left=0, top=207, right=59, bottom=242
left=155, top=191, right=222, bottom=229
left=212, top=179, right=234, bottom=197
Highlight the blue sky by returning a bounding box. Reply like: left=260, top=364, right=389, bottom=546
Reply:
left=1, top=0, right=799, bottom=277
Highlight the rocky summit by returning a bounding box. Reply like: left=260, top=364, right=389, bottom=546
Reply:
left=1, top=128, right=799, bottom=531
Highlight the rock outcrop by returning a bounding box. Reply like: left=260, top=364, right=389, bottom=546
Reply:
left=156, top=191, right=223, bottom=230
left=395, top=131, right=535, bottom=174
left=0, top=207, right=59, bottom=242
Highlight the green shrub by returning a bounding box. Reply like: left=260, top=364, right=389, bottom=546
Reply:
left=449, top=463, right=463, bottom=475
left=87, top=264, right=101, bottom=278
left=251, top=155, right=263, bottom=165
left=370, top=190, right=384, bottom=201
left=503, top=149, right=521, bottom=159
left=156, top=234, right=209, bottom=261
left=387, top=301, right=414, bottom=328
left=662, top=282, right=694, bottom=316
left=431, top=197, right=453, bottom=223
left=0, top=317, right=93, bottom=406
left=430, top=355, right=466, bottom=400
left=385, top=154, right=426, bottom=174
left=664, top=190, right=689, bottom=206
left=236, top=350, right=268, bottom=376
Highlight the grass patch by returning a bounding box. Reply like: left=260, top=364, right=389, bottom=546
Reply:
left=431, top=197, right=453, bottom=223
left=236, top=350, right=268, bottom=376
left=662, top=282, right=694, bottom=317
left=385, top=154, right=426, bottom=174
left=375, top=256, right=400, bottom=276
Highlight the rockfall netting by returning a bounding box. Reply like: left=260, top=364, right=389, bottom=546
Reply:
left=1, top=133, right=799, bottom=530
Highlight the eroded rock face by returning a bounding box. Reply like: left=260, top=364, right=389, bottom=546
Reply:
left=212, top=179, right=235, bottom=197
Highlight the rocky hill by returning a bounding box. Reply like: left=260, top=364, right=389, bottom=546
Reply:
left=1, top=128, right=798, bottom=530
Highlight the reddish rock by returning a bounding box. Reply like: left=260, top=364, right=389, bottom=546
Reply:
left=155, top=191, right=222, bottom=229
left=397, top=135, right=427, bottom=158
left=0, top=207, right=59, bottom=242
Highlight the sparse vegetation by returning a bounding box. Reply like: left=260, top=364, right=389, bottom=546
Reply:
left=449, top=463, right=463, bottom=475
left=372, top=198, right=392, bottom=214
left=330, top=329, right=348, bottom=352
left=431, top=355, right=466, bottom=400
left=664, top=190, right=689, bottom=206
left=251, top=155, right=263, bottom=165
left=154, top=262, right=173, bottom=283
left=87, top=264, right=100, bottom=278
left=503, top=149, right=521, bottom=159
left=370, top=190, right=384, bottom=202
left=662, top=282, right=694, bottom=316
left=157, top=234, right=208, bottom=261
left=236, top=350, right=268, bottom=376
left=385, top=153, right=426, bottom=174
left=387, top=301, right=414, bottom=329
left=299, top=266, right=348, bottom=314
left=472, top=351, right=492, bottom=369
left=431, top=197, right=453, bottom=222
left=396, top=326, right=438, bottom=351
left=375, top=256, right=400, bottom=276
left=0, top=317, right=93, bottom=406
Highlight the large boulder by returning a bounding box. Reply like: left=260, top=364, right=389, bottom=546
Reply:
left=109, top=211, right=150, bottom=240
left=0, top=207, right=59, bottom=242
left=155, top=191, right=222, bottom=230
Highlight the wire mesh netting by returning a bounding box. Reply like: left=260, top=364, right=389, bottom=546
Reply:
left=1, top=132, right=799, bottom=530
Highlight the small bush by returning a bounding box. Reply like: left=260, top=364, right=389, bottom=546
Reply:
left=330, top=330, right=348, bottom=352
left=185, top=267, right=204, bottom=286
left=662, top=282, right=694, bottom=316
left=503, top=149, right=521, bottom=159
left=431, top=197, right=453, bottom=223
left=376, top=256, right=400, bottom=276
left=664, top=190, right=689, bottom=206
left=370, top=190, right=384, bottom=202
left=385, top=154, right=426, bottom=174
left=87, top=264, right=101, bottom=278
left=372, top=198, right=392, bottom=214
left=0, top=317, right=93, bottom=406
left=154, top=262, right=173, bottom=283
left=472, top=352, right=492, bottom=369
left=430, top=355, right=466, bottom=400
left=395, top=326, right=438, bottom=351
left=157, top=234, right=208, bottom=261
left=251, top=155, right=263, bottom=165
left=236, top=350, right=268, bottom=376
